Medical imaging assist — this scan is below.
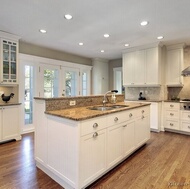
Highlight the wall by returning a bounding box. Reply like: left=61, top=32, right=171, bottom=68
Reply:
left=19, top=41, right=92, bottom=66
left=92, top=58, right=109, bottom=94
left=167, top=46, right=190, bottom=99
left=0, top=86, right=18, bottom=103
left=108, top=59, right=122, bottom=89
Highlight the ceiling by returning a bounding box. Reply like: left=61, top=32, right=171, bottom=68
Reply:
left=1, top=0, right=190, bottom=60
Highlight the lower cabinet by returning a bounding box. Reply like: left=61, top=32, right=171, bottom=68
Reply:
left=34, top=100, right=150, bottom=189
left=0, top=105, right=21, bottom=142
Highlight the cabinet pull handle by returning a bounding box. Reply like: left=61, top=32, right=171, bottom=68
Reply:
left=170, top=113, right=174, bottom=116
left=93, top=123, right=98, bottom=128
left=114, top=117, right=119, bottom=122
left=123, top=124, right=127, bottom=127
left=170, top=104, right=174, bottom=107
left=129, top=113, right=133, bottom=117
left=170, top=123, right=174, bottom=126
left=93, top=132, right=98, bottom=138
left=142, top=110, right=145, bottom=113
left=188, top=126, right=190, bottom=129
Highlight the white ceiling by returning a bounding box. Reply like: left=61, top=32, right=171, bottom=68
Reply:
left=1, top=0, right=190, bottom=60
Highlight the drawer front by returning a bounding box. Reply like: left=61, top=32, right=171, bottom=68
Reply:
left=136, top=106, right=150, bottom=117
left=165, top=120, right=179, bottom=130
left=164, top=102, right=180, bottom=110
left=165, top=110, right=179, bottom=119
left=107, top=110, right=135, bottom=126
left=181, top=111, right=190, bottom=120
left=180, top=121, right=190, bottom=132
left=81, top=116, right=107, bottom=136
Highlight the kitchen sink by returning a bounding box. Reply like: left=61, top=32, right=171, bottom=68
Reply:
left=87, top=105, right=129, bottom=111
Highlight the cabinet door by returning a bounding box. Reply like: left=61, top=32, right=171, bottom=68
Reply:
left=135, top=115, right=150, bottom=147
left=146, top=48, right=159, bottom=85
left=123, top=52, right=136, bottom=85
left=166, top=49, right=183, bottom=85
left=107, top=124, right=123, bottom=168
left=2, top=106, right=20, bottom=140
left=123, top=120, right=135, bottom=157
left=80, top=129, right=107, bottom=186
left=135, top=50, right=145, bottom=84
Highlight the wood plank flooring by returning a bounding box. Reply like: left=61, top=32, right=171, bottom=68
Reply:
left=0, top=131, right=190, bottom=189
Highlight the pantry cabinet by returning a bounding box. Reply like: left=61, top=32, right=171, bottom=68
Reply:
left=122, top=45, right=162, bottom=86
left=166, top=44, right=185, bottom=86
left=0, top=31, right=20, bottom=85
left=0, top=105, right=21, bottom=142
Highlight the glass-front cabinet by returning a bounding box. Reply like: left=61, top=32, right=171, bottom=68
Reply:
left=0, top=38, right=19, bottom=84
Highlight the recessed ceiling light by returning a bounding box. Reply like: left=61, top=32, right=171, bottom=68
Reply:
left=79, top=42, right=83, bottom=46
left=124, top=44, right=129, bottom=47
left=140, top=21, right=148, bottom=26
left=104, top=34, right=109, bottom=38
left=64, top=14, right=73, bottom=20
left=39, top=29, right=47, bottom=33
left=157, top=36, right=164, bottom=39
left=101, top=50, right=104, bottom=53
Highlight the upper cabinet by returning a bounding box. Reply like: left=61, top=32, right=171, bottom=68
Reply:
left=166, top=44, right=185, bottom=86
left=0, top=31, right=20, bottom=85
left=122, top=43, right=162, bottom=87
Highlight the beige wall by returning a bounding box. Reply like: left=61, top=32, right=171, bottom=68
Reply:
left=19, top=41, right=92, bottom=66
left=108, top=59, right=122, bottom=89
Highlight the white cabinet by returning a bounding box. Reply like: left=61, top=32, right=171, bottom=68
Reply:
left=0, top=31, right=20, bottom=85
left=166, top=44, right=185, bottom=86
left=150, top=102, right=161, bottom=132
left=180, top=111, right=190, bottom=133
left=135, top=107, right=150, bottom=147
left=122, top=46, right=162, bottom=86
left=0, top=105, right=21, bottom=142
left=164, top=102, right=180, bottom=131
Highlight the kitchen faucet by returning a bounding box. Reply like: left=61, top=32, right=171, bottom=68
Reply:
left=103, top=90, right=118, bottom=106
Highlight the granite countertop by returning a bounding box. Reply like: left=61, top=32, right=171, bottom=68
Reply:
left=0, top=102, right=22, bottom=106
left=45, top=102, right=150, bottom=121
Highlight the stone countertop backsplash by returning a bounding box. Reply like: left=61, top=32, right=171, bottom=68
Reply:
left=35, top=94, right=125, bottom=111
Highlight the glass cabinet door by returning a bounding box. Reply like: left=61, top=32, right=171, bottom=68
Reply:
left=2, top=40, right=17, bottom=83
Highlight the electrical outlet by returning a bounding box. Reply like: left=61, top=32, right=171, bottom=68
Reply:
left=70, top=100, right=76, bottom=106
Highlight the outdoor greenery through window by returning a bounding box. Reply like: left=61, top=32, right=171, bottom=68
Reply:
left=25, top=65, right=33, bottom=125
left=65, top=71, right=77, bottom=96
left=44, top=69, right=58, bottom=98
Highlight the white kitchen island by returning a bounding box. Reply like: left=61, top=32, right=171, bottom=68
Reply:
left=34, top=96, right=150, bottom=189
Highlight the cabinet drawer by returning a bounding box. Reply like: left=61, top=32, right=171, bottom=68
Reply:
left=80, top=116, right=107, bottom=136
left=107, top=110, right=135, bottom=126
left=180, top=121, right=190, bottom=132
left=136, top=106, right=150, bottom=117
left=164, top=102, right=180, bottom=109
left=165, top=110, right=179, bottom=119
left=181, top=111, right=190, bottom=120
left=165, top=120, right=179, bottom=130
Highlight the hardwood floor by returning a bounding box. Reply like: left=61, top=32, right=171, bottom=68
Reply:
left=0, top=131, right=190, bottom=189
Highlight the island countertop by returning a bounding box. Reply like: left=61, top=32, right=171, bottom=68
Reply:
left=45, top=101, right=150, bottom=121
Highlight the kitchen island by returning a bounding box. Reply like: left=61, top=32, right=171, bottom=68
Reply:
left=34, top=95, right=150, bottom=189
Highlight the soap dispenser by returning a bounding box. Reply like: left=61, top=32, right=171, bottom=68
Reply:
left=111, top=93, right=117, bottom=104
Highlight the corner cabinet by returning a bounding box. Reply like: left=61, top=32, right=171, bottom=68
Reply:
left=122, top=44, right=162, bottom=87
left=0, top=31, right=20, bottom=85
left=166, top=44, right=185, bottom=86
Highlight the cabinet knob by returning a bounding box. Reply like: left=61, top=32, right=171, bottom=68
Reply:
left=142, top=110, right=145, bottom=113
left=142, top=115, right=145, bottom=119
left=114, top=117, right=119, bottom=122
left=123, top=124, right=127, bottom=127
left=129, top=113, right=133, bottom=117
left=188, top=115, right=190, bottom=118
left=93, top=123, right=98, bottom=128
left=170, top=113, right=174, bottom=116
left=170, top=123, right=174, bottom=126
left=93, top=132, right=98, bottom=138
left=188, top=126, right=190, bottom=129
left=170, top=104, right=174, bottom=107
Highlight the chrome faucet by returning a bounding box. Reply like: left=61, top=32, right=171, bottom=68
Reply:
left=103, top=90, right=118, bottom=106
